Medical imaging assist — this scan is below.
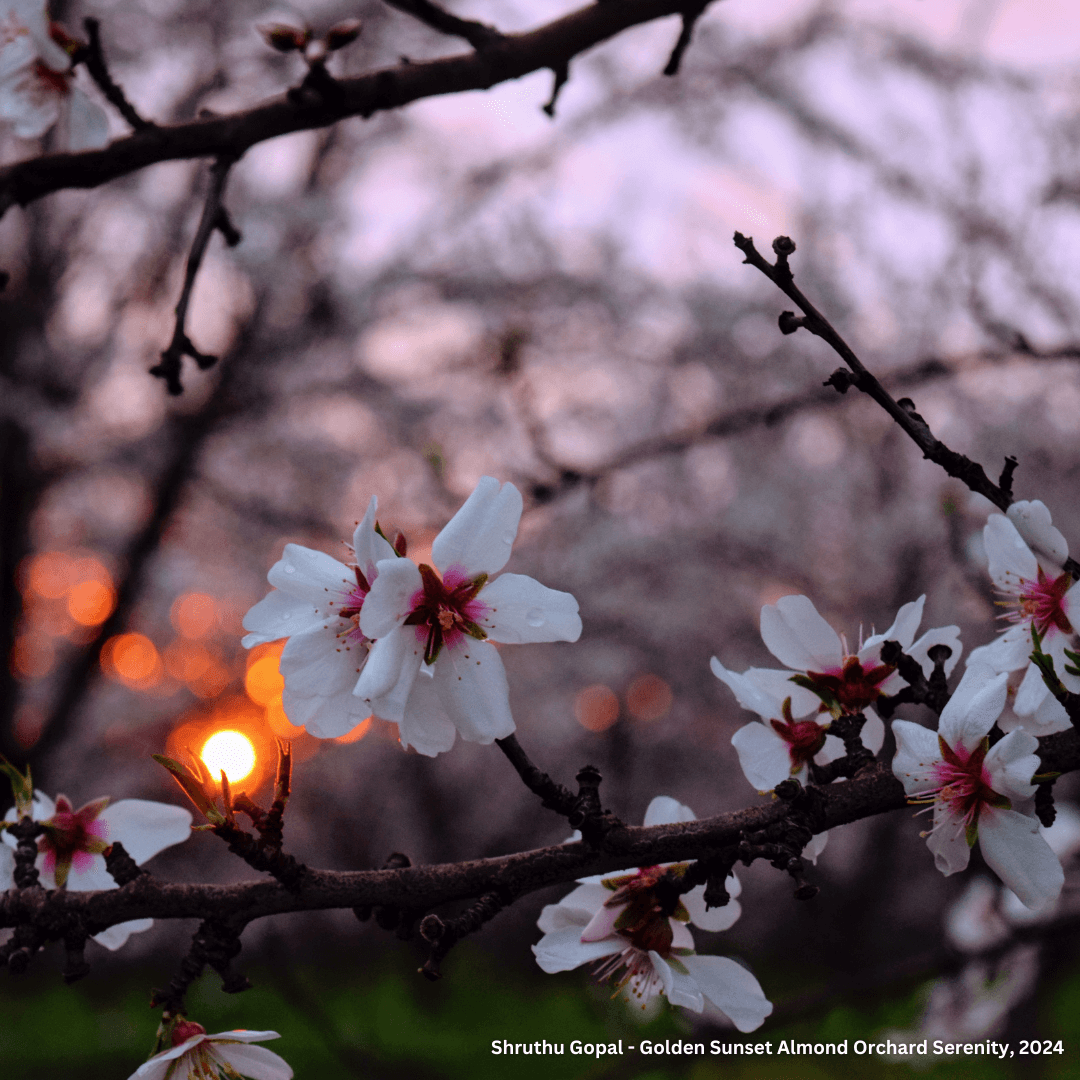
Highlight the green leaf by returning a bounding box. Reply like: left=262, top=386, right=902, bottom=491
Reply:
left=0, top=756, right=33, bottom=817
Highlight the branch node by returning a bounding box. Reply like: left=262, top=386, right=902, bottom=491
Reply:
left=779, top=310, right=808, bottom=336
left=542, top=63, right=569, bottom=118
left=663, top=2, right=707, bottom=77
left=999, top=455, right=1020, bottom=501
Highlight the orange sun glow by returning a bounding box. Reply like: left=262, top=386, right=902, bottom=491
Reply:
left=201, top=729, right=257, bottom=784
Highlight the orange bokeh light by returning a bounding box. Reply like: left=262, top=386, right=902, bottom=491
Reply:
left=171, top=593, right=217, bottom=639
left=574, top=685, right=620, bottom=732
left=10, top=634, right=54, bottom=680
left=246, top=654, right=285, bottom=706
left=164, top=639, right=212, bottom=683
left=67, top=579, right=116, bottom=626
left=102, top=633, right=162, bottom=687
left=626, top=674, right=673, bottom=722
left=26, top=552, right=71, bottom=599
left=266, top=698, right=305, bottom=739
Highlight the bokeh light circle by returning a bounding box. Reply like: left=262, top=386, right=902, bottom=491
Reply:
left=201, top=729, right=256, bottom=784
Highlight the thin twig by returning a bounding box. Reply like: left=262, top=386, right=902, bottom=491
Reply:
left=78, top=18, right=154, bottom=131
left=663, top=2, right=707, bottom=76
left=733, top=232, right=1080, bottom=578
left=380, top=0, right=505, bottom=51
left=150, top=156, right=238, bottom=395
left=0, top=0, right=727, bottom=215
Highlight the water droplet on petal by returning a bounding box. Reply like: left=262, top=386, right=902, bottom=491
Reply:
left=502, top=530, right=515, bottom=545
left=526, top=607, right=545, bottom=627
left=284, top=564, right=296, bottom=574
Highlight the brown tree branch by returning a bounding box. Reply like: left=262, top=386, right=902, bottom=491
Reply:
left=381, top=0, right=505, bottom=51
left=733, top=232, right=1080, bottom=579
left=4, top=726, right=1079, bottom=954
left=0, top=0, right=715, bottom=215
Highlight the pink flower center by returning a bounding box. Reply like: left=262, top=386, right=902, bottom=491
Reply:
left=924, top=737, right=1006, bottom=832
left=1008, top=566, right=1074, bottom=637
left=801, top=654, right=895, bottom=714
left=592, top=945, right=665, bottom=1005
left=335, top=565, right=372, bottom=644
left=770, top=712, right=828, bottom=772
left=38, top=795, right=109, bottom=883
left=403, top=564, right=490, bottom=663
left=33, top=61, right=70, bottom=96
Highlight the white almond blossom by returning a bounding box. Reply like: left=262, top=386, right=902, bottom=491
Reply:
left=711, top=594, right=958, bottom=790
left=892, top=664, right=1064, bottom=910
left=242, top=496, right=401, bottom=742
left=967, top=500, right=1080, bottom=734
left=354, top=476, right=581, bottom=749
left=945, top=803, right=1080, bottom=953
left=533, top=796, right=772, bottom=1031
left=128, top=1023, right=292, bottom=1080
left=0, top=0, right=108, bottom=150
left=0, top=790, right=191, bottom=949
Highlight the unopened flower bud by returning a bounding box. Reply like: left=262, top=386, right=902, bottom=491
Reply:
left=326, top=17, right=363, bottom=50
left=257, top=22, right=310, bottom=53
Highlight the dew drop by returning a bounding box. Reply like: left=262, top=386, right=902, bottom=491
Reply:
left=526, top=607, right=545, bottom=627
left=502, top=530, right=515, bottom=545
left=284, top=564, right=296, bottom=574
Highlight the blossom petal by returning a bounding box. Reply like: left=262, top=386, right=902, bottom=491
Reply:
left=643, top=796, right=695, bottom=827
left=710, top=658, right=784, bottom=721
left=352, top=495, right=396, bottom=577
left=984, top=730, right=1039, bottom=803
left=93, top=919, right=153, bottom=951
left=1014, top=658, right=1050, bottom=716
left=242, top=590, right=322, bottom=647
left=293, top=690, right=368, bottom=740
left=966, top=625, right=1032, bottom=674
left=862, top=708, right=885, bottom=753
left=684, top=882, right=741, bottom=932
left=802, top=830, right=828, bottom=864
left=926, top=804, right=970, bottom=875
left=537, top=884, right=610, bottom=933
left=433, top=638, right=515, bottom=743
left=681, top=954, right=774, bottom=1032
left=907, top=625, right=963, bottom=678
left=397, top=670, right=457, bottom=756
left=651, top=952, right=704, bottom=1012
left=580, top=902, right=622, bottom=942
left=204, top=1031, right=285, bottom=1044
left=212, top=1042, right=294, bottom=1080
left=760, top=595, right=843, bottom=672
left=978, top=807, right=1064, bottom=910
left=354, top=624, right=419, bottom=706
left=938, top=667, right=1008, bottom=754
left=891, top=719, right=941, bottom=796
left=859, top=595, right=925, bottom=658
left=98, top=800, right=191, bottom=866
left=984, top=513, right=1038, bottom=589
left=66, top=88, right=109, bottom=151
left=533, top=927, right=622, bottom=973
left=735, top=667, right=821, bottom=716
left=1007, top=500, right=1069, bottom=571
left=431, top=477, right=523, bottom=577
left=267, top=544, right=354, bottom=608
left=359, top=559, right=422, bottom=639
left=731, top=721, right=798, bottom=791
left=479, top=574, right=581, bottom=644
left=279, top=623, right=365, bottom=698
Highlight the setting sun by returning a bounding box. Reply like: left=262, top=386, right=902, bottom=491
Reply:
left=201, top=729, right=256, bottom=784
